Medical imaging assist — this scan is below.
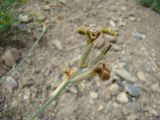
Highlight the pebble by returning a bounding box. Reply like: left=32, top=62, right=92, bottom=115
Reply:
left=97, top=105, right=104, bottom=111
left=127, top=114, right=138, bottom=120
left=117, top=92, right=129, bottom=103
left=2, top=48, right=20, bottom=67
left=6, top=76, right=18, bottom=92
left=109, top=20, right=116, bottom=27
left=112, top=44, right=121, bottom=51
left=42, top=5, right=51, bottom=11
left=36, top=14, right=46, bottom=22
left=129, top=16, right=136, bottom=21
left=151, top=83, right=160, bottom=92
left=90, top=91, right=98, bottom=99
left=137, top=71, right=146, bottom=81
left=125, top=102, right=140, bottom=111
left=123, top=82, right=140, bottom=97
left=94, top=39, right=105, bottom=49
left=108, top=83, right=120, bottom=95
left=115, top=68, right=135, bottom=82
left=132, top=32, right=146, bottom=40
left=22, top=79, right=34, bottom=88
left=17, top=23, right=26, bottom=31
left=52, top=40, right=63, bottom=50
left=18, top=14, right=32, bottom=23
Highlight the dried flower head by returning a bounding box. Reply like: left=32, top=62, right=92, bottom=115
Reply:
left=100, top=28, right=116, bottom=36
left=93, top=63, right=110, bottom=81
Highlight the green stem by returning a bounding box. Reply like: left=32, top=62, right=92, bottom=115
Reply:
left=90, top=43, right=112, bottom=66
left=29, top=79, right=70, bottom=120
left=79, top=40, right=93, bottom=68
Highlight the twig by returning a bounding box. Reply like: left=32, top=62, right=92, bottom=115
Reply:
left=0, top=24, right=48, bottom=84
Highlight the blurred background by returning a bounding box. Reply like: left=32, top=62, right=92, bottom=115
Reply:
left=0, top=0, right=160, bottom=120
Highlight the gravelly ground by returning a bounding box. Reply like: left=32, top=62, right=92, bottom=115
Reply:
left=0, top=0, right=160, bottom=120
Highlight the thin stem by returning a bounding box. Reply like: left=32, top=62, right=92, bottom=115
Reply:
left=29, top=79, right=70, bottom=120
left=90, top=43, right=112, bottom=66
left=79, top=40, right=93, bottom=68
left=0, top=24, right=48, bottom=84
left=29, top=70, right=94, bottom=120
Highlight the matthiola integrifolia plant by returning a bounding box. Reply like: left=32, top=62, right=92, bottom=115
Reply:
left=29, top=26, right=116, bottom=120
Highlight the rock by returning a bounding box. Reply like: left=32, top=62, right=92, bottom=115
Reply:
left=151, top=83, right=160, bottom=92
left=129, top=16, right=136, bottom=21
left=2, top=48, right=20, bottom=67
left=118, top=20, right=126, bottom=27
left=94, top=39, right=105, bottom=49
left=126, top=102, right=140, bottom=111
left=52, top=40, right=63, bottom=50
left=68, top=86, right=78, bottom=94
left=42, top=5, right=51, bottom=11
left=18, top=14, right=32, bottom=23
left=127, top=114, right=138, bottom=120
left=128, top=12, right=135, bottom=16
left=90, top=91, right=98, bottom=99
left=97, top=105, right=104, bottom=111
left=108, top=83, right=120, bottom=95
left=109, top=20, right=116, bottom=27
left=115, top=68, right=135, bottom=82
left=112, top=44, right=121, bottom=51
left=6, top=76, right=18, bottom=92
left=137, top=71, right=146, bottom=81
left=36, top=14, right=46, bottom=22
left=123, top=82, right=140, bottom=97
left=17, top=23, right=26, bottom=31
left=117, top=92, right=129, bottom=103
left=132, top=32, right=146, bottom=40
left=22, top=79, right=34, bottom=88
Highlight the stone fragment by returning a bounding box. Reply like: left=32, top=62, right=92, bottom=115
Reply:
left=18, top=14, right=32, bottom=23
left=52, top=40, right=63, bottom=50
left=117, top=92, right=129, bottom=103
left=6, top=76, right=18, bottom=92
left=137, top=71, right=146, bottom=81
left=90, top=91, right=98, bottom=99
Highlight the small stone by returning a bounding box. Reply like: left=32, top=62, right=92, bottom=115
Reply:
left=17, top=23, right=26, bottom=31
left=117, top=92, right=129, bottom=103
left=90, top=91, right=98, bottom=99
left=6, top=76, right=18, bottom=92
left=52, top=40, right=63, bottom=50
left=2, top=48, right=20, bottom=67
left=36, top=14, right=46, bottom=22
left=22, top=79, right=34, bottom=88
left=118, top=20, right=126, bottom=27
left=123, top=82, right=140, bottom=97
left=128, top=12, right=135, bottom=16
left=18, top=14, right=32, bottom=23
left=109, top=83, right=120, bottom=95
left=129, top=16, right=136, bottom=21
left=137, top=71, right=146, bottom=81
left=151, top=83, right=160, bottom=92
left=68, top=86, right=78, bottom=94
left=132, top=32, right=146, bottom=40
left=109, top=20, right=116, bottom=27
left=127, top=114, right=138, bottom=120
left=42, top=5, right=51, bottom=11
left=94, top=39, right=105, bottom=49
left=112, top=44, right=121, bottom=51
left=115, top=68, right=135, bottom=82
left=97, top=105, right=104, bottom=111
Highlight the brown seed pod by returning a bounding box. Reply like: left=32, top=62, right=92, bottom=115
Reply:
left=100, top=28, right=116, bottom=36
left=76, top=27, right=87, bottom=35
left=100, top=70, right=110, bottom=80
left=87, top=29, right=101, bottom=41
